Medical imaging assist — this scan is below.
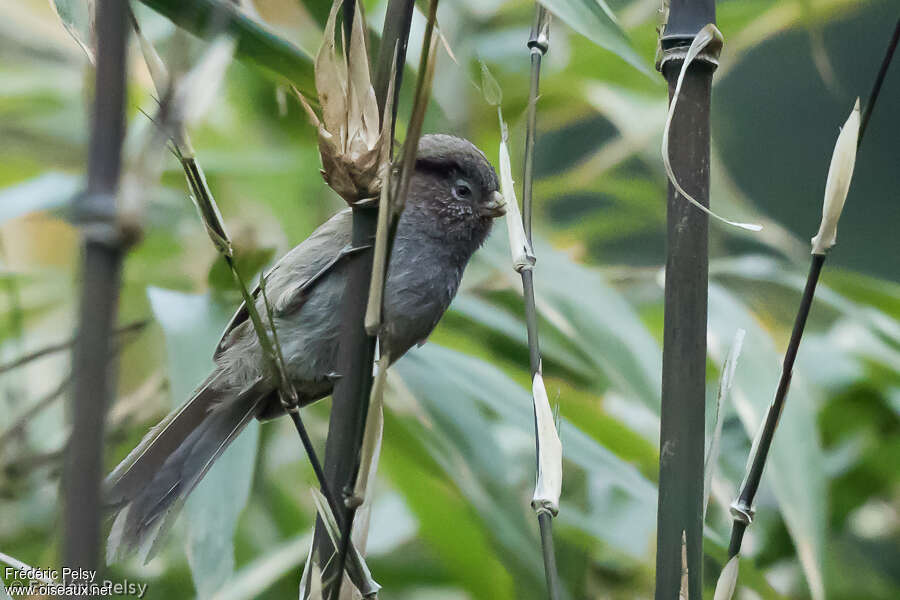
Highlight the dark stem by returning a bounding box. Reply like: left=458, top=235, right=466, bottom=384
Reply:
left=319, top=208, right=378, bottom=600
left=655, top=2, right=716, bottom=598
left=522, top=5, right=548, bottom=245
left=727, top=254, right=825, bottom=558
left=858, top=18, right=900, bottom=144
left=319, top=2, right=422, bottom=596
left=726, top=16, right=899, bottom=561
left=62, top=0, right=129, bottom=584
left=537, top=512, right=561, bottom=600
left=372, top=0, right=415, bottom=131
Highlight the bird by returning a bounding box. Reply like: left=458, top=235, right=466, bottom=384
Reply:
left=104, top=134, right=505, bottom=562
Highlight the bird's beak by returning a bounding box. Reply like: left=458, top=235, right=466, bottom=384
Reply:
left=479, top=191, right=507, bottom=218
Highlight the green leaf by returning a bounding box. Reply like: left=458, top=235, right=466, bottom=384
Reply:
left=477, top=234, right=662, bottom=411
left=136, top=0, right=316, bottom=96
left=538, top=0, right=650, bottom=74
left=382, top=407, right=518, bottom=600
left=394, top=344, right=657, bottom=561
left=146, top=287, right=260, bottom=597
left=211, top=533, right=312, bottom=600
left=708, top=284, right=826, bottom=600
left=0, top=173, right=79, bottom=224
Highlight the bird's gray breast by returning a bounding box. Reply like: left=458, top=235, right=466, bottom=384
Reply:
left=379, top=234, right=465, bottom=360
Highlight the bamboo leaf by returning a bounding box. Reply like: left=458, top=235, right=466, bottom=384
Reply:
left=537, top=0, right=648, bottom=74
left=49, top=0, right=95, bottom=63
left=132, top=15, right=168, bottom=94
left=178, top=36, right=237, bottom=126
left=0, top=173, right=79, bottom=224
left=210, top=533, right=311, bottom=600
left=136, top=0, right=316, bottom=96
left=477, top=235, right=663, bottom=412
left=479, top=60, right=502, bottom=106
left=380, top=405, right=519, bottom=599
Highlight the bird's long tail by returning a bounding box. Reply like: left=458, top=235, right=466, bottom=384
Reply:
left=104, top=374, right=267, bottom=564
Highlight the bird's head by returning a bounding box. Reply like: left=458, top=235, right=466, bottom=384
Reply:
left=404, top=134, right=505, bottom=244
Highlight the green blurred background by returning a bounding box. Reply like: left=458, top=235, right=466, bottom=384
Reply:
left=0, top=0, right=897, bottom=598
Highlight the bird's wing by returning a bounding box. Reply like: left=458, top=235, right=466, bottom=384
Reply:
left=214, top=207, right=363, bottom=358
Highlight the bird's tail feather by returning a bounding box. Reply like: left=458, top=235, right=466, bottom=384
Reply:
left=105, top=374, right=267, bottom=564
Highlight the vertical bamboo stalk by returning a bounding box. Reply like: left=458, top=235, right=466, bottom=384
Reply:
left=314, top=1, right=415, bottom=597
left=655, top=2, right=717, bottom=599
left=63, top=0, right=129, bottom=586
left=521, top=7, right=560, bottom=600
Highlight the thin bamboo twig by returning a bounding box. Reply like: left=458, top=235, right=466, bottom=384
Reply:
left=0, top=375, right=71, bottom=452
left=725, top=19, right=898, bottom=562
left=0, top=324, right=150, bottom=451
left=519, top=7, right=561, bottom=600
left=63, top=0, right=130, bottom=582
left=537, top=512, right=561, bottom=600
left=858, top=18, right=900, bottom=143
left=726, top=255, right=824, bottom=556
left=327, top=5, right=439, bottom=599
left=0, top=320, right=147, bottom=375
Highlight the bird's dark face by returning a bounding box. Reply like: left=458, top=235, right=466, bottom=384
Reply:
left=404, top=134, right=504, bottom=244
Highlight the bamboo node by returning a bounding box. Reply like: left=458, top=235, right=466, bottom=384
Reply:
left=729, top=500, right=754, bottom=525
left=656, top=29, right=722, bottom=73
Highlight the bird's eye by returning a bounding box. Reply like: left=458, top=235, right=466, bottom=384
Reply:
left=452, top=180, right=472, bottom=200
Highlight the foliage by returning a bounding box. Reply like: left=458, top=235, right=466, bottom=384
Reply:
left=0, top=0, right=897, bottom=598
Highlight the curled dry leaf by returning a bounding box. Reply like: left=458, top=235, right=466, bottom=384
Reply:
left=811, top=98, right=860, bottom=255
left=301, top=0, right=389, bottom=205
left=661, top=24, right=762, bottom=232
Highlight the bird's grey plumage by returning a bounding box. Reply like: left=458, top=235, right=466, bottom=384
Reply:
left=105, top=134, right=501, bottom=562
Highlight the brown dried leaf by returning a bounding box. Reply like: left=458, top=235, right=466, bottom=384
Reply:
left=316, top=0, right=348, bottom=146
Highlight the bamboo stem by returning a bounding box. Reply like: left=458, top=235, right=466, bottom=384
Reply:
left=63, top=0, right=129, bottom=584
left=726, top=17, right=898, bottom=561
left=727, top=256, right=824, bottom=557
left=315, top=2, right=416, bottom=598
left=858, top=18, right=899, bottom=144
left=520, top=7, right=561, bottom=600
left=654, top=2, right=718, bottom=598
left=328, top=4, right=439, bottom=599
left=537, top=512, right=561, bottom=599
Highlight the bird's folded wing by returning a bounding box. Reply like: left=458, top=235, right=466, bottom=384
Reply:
left=214, top=208, right=367, bottom=358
